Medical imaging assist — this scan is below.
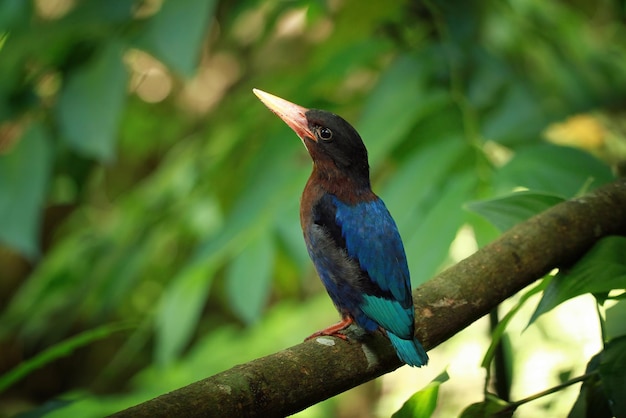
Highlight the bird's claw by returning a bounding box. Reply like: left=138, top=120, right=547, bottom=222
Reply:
left=305, top=317, right=353, bottom=341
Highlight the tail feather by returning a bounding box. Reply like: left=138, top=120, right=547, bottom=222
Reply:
left=387, top=332, right=429, bottom=367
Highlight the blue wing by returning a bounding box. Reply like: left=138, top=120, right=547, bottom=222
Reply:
left=331, top=196, right=415, bottom=339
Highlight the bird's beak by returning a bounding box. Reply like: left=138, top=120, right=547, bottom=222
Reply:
left=253, top=89, right=316, bottom=142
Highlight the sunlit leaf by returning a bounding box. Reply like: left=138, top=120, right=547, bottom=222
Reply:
left=598, top=336, right=626, bottom=418
left=495, top=144, right=613, bottom=196
left=392, top=370, right=449, bottom=418
left=138, top=0, right=216, bottom=77
left=226, top=232, right=275, bottom=324
left=0, top=123, right=52, bottom=258
left=529, top=236, right=626, bottom=326
left=467, top=212, right=501, bottom=249
left=460, top=395, right=514, bottom=418
left=466, top=191, right=565, bottom=232
left=57, top=40, right=127, bottom=161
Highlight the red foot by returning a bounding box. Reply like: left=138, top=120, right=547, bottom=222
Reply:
left=305, top=317, right=354, bottom=341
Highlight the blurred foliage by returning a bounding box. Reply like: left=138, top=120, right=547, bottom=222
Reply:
left=1, top=0, right=626, bottom=417
left=392, top=371, right=449, bottom=418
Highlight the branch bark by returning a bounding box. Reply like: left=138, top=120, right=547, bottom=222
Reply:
left=110, top=178, right=626, bottom=418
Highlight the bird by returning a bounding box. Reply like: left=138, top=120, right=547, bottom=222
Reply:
left=253, top=88, right=428, bottom=367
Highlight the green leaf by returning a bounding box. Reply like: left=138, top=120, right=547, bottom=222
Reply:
left=460, top=395, right=514, bottom=418
left=155, top=259, right=219, bottom=366
left=392, top=370, right=449, bottom=418
left=569, top=353, right=613, bottom=418
left=495, top=143, right=613, bottom=197
left=481, top=280, right=548, bottom=369
left=467, top=211, right=501, bottom=249
left=358, top=53, right=449, bottom=169
left=155, top=134, right=303, bottom=365
left=57, top=40, right=127, bottom=161
left=482, top=82, right=547, bottom=147
left=12, top=399, right=74, bottom=418
left=0, top=123, right=52, bottom=258
left=528, top=236, right=626, bottom=326
left=605, top=300, right=626, bottom=342
left=466, top=191, right=565, bottom=232
left=139, top=0, right=216, bottom=77
left=381, top=137, right=470, bottom=284
left=0, top=0, right=31, bottom=31
left=404, top=173, right=477, bottom=286
left=598, top=336, right=626, bottom=418
left=226, top=232, right=275, bottom=324
left=0, top=322, right=130, bottom=393
left=382, top=137, right=468, bottom=231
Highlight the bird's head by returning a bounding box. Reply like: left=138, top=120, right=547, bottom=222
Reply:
left=254, top=89, right=370, bottom=188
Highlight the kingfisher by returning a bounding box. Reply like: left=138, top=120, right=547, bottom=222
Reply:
left=253, top=89, right=428, bottom=367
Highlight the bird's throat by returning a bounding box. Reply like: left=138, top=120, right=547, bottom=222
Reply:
left=308, top=164, right=375, bottom=205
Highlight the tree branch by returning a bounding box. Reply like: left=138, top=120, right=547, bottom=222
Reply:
left=110, top=178, right=626, bottom=418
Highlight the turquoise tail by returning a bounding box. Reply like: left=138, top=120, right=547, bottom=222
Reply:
left=387, top=332, right=429, bottom=367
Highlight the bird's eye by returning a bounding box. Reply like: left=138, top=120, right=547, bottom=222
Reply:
left=317, top=127, right=333, bottom=141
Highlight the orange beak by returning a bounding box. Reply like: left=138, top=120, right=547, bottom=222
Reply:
left=253, top=89, right=316, bottom=142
